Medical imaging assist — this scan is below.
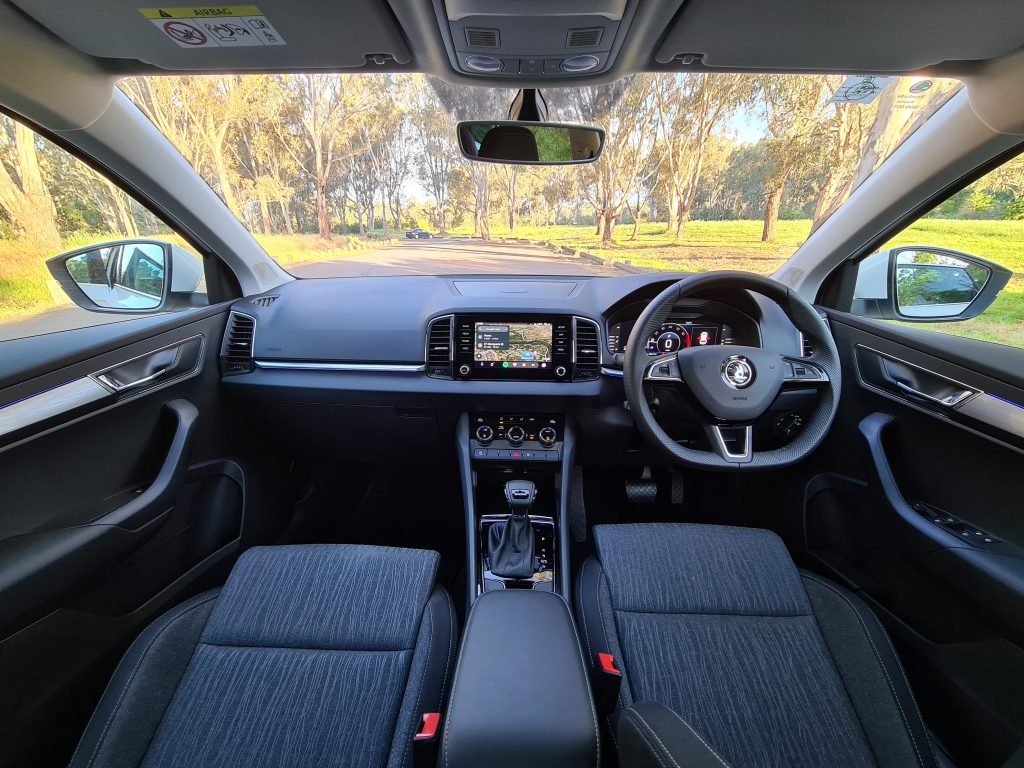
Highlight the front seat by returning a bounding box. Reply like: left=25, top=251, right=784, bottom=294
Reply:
left=70, top=544, right=455, bottom=768
left=577, top=523, right=941, bottom=768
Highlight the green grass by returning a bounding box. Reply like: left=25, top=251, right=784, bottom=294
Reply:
left=455, top=218, right=1024, bottom=350
left=2, top=220, right=1022, bottom=350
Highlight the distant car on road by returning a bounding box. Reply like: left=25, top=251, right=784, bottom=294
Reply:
left=405, top=228, right=434, bottom=239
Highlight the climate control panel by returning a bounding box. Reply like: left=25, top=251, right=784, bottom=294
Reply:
left=471, top=414, right=563, bottom=462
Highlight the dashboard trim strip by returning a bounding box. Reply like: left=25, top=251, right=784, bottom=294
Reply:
left=254, top=361, right=427, bottom=373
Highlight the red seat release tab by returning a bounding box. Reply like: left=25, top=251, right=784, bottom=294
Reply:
left=598, top=652, right=621, bottom=676
left=415, top=712, right=441, bottom=741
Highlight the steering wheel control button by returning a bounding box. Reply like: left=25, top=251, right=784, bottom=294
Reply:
left=646, top=356, right=681, bottom=381
left=721, top=355, right=755, bottom=389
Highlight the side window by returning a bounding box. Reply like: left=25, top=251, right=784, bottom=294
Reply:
left=844, top=154, right=1022, bottom=349
left=0, top=114, right=207, bottom=343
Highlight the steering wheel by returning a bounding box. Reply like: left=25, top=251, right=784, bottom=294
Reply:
left=623, top=272, right=841, bottom=470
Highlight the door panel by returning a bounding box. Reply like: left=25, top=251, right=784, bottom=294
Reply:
left=806, top=310, right=1024, bottom=767
left=0, top=306, right=288, bottom=767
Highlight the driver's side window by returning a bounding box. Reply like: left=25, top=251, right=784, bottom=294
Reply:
left=844, top=154, right=1023, bottom=349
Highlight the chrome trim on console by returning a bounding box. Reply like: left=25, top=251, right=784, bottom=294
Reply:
left=254, top=361, right=426, bottom=373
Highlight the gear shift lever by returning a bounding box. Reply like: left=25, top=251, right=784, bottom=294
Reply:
left=488, top=480, right=536, bottom=579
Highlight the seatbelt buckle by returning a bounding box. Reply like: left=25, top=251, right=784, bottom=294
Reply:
left=414, top=712, right=441, bottom=742
left=594, top=652, right=622, bottom=714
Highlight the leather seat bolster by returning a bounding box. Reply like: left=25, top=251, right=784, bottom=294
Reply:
left=618, top=701, right=732, bottom=768
left=388, top=587, right=457, bottom=768
left=69, top=589, right=220, bottom=768
left=802, top=572, right=937, bottom=768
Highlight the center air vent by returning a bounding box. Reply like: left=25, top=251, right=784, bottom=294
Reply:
left=221, top=311, right=256, bottom=375
left=465, top=28, right=500, bottom=47
left=573, top=317, right=601, bottom=381
left=426, top=315, right=454, bottom=379
left=567, top=27, right=602, bottom=47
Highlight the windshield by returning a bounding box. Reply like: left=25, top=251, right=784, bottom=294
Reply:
left=119, top=73, right=961, bottom=278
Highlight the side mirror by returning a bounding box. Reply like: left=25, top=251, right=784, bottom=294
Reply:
left=46, top=240, right=204, bottom=314
left=456, top=121, right=605, bottom=165
left=852, top=246, right=1011, bottom=322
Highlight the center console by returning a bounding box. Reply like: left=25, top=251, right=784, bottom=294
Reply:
left=456, top=411, right=575, bottom=602
left=441, top=590, right=599, bottom=768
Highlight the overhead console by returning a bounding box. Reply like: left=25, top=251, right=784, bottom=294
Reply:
left=426, top=314, right=601, bottom=382
left=434, top=0, right=639, bottom=78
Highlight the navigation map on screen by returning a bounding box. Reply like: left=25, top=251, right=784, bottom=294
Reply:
left=474, top=322, right=553, bottom=369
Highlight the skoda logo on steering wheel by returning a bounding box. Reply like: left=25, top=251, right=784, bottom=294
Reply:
left=721, top=355, right=755, bottom=389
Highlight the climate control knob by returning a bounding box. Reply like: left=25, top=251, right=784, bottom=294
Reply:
left=475, top=424, right=494, bottom=444
left=538, top=426, right=557, bottom=447
left=506, top=425, right=526, bottom=446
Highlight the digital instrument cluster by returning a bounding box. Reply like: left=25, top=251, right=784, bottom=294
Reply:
left=607, top=320, right=727, bottom=355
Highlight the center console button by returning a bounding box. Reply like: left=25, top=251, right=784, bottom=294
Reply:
left=458, top=363, right=472, bottom=376
left=554, top=365, right=567, bottom=378
left=538, top=426, right=557, bottom=446
left=506, top=425, right=526, bottom=445
left=475, top=424, right=494, bottom=444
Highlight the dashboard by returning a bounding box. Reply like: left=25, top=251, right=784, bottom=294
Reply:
left=219, top=273, right=807, bottom=464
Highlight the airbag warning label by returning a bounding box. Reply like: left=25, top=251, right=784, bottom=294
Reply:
left=139, top=6, right=285, bottom=48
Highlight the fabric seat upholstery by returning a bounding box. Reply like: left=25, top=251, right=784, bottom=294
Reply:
left=70, top=544, right=456, bottom=768
left=576, top=523, right=940, bottom=768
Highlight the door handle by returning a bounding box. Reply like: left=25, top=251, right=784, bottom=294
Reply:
left=893, top=380, right=974, bottom=408
left=96, top=366, right=169, bottom=392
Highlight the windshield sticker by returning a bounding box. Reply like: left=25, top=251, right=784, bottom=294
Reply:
left=828, top=76, right=893, bottom=104
left=139, top=6, right=285, bottom=48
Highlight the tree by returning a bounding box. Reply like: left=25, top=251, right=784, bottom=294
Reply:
left=279, top=74, right=373, bottom=239
left=572, top=78, right=659, bottom=242
left=0, top=117, right=61, bottom=250
left=655, top=73, right=755, bottom=237
left=756, top=75, right=832, bottom=242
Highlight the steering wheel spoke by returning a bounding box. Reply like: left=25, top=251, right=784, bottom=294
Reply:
left=705, top=424, right=753, bottom=464
left=643, top=352, right=682, bottom=383
left=781, top=356, right=829, bottom=387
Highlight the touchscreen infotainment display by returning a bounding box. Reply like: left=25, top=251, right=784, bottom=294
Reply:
left=474, top=322, right=553, bottom=370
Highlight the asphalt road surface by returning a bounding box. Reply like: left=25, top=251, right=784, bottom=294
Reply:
left=0, top=238, right=622, bottom=342
left=289, top=238, right=624, bottom=278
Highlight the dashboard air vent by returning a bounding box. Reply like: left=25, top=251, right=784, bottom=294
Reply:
left=567, top=27, right=602, bottom=47
left=221, top=311, right=255, bottom=375
left=573, top=317, right=601, bottom=381
left=465, top=28, right=499, bottom=47
left=426, top=315, right=453, bottom=379
left=250, top=295, right=278, bottom=308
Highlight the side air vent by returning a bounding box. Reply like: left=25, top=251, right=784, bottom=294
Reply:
left=221, top=311, right=255, bottom=375
left=573, top=317, right=601, bottom=381
left=465, top=28, right=500, bottom=47
left=426, top=315, right=453, bottom=379
left=250, top=295, right=278, bottom=308
left=567, top=27, right=602, bottom=48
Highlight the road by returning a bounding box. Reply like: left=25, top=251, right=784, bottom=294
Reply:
left=0, top=238, right=622, bottom=342
left=289, top=237, right=624, bottom=278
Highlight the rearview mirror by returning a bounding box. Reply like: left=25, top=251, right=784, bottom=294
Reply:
left=46, top=240, right=205, bottom=314
left=852, top=246, right=1012, bottom=322
left=457, top=121, right=605, bottom=165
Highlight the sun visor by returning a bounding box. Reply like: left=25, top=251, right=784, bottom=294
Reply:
left=10, top=0, right=412, bottom=70
left=655, top=0, right=1024, bottom=72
